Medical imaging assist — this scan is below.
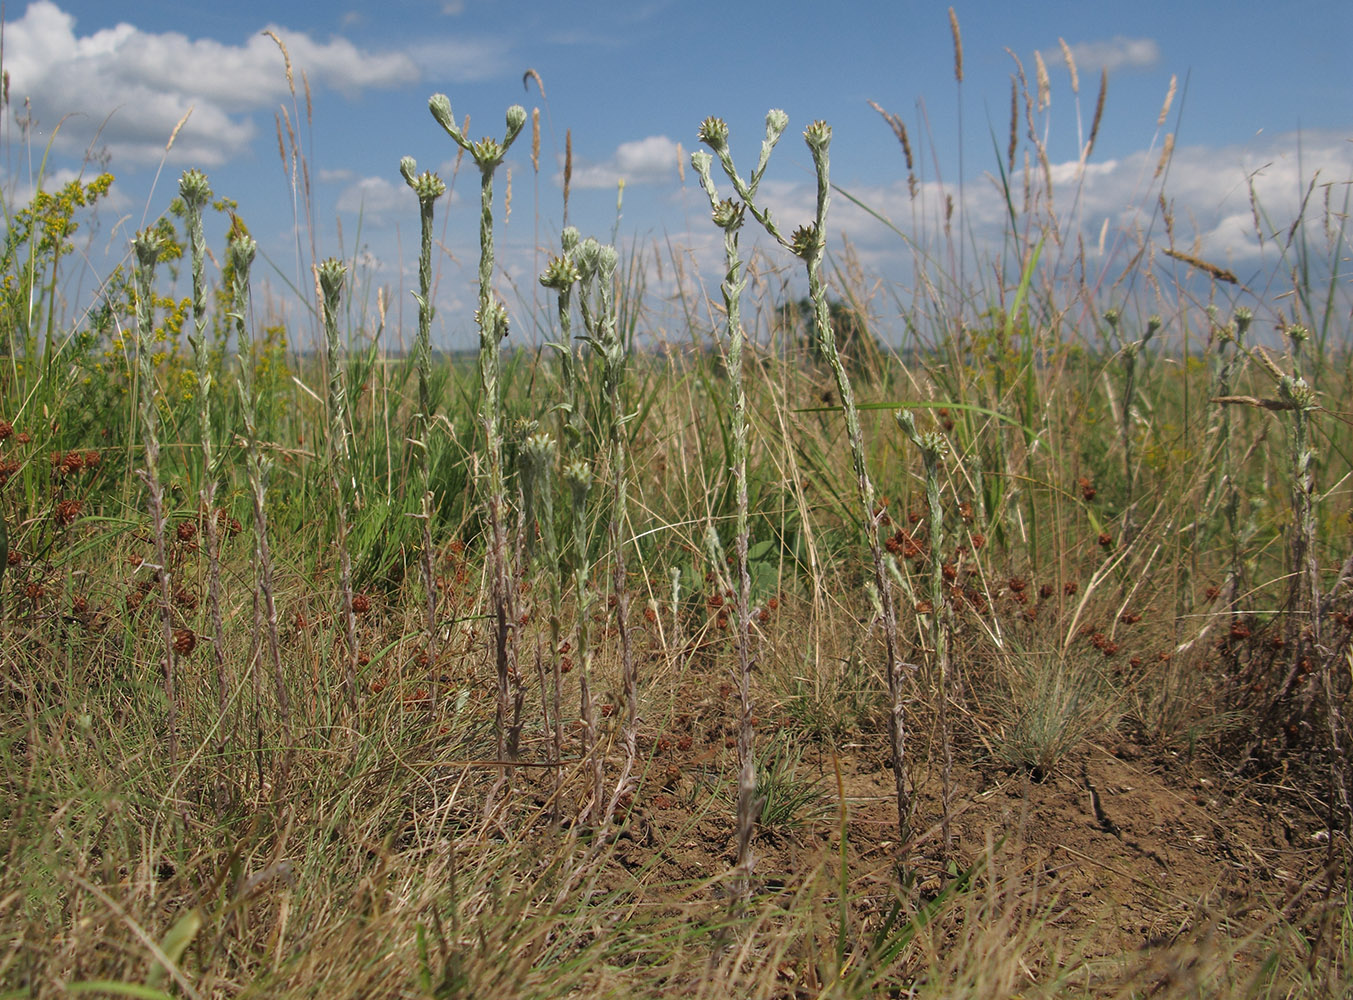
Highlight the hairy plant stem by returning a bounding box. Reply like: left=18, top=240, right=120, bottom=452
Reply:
left=430, top=98, right=526, bottom=770
left=131, top=231, right=177, bottom=772
left=565, top=460, right=601, bottom=826
left=401, top=158, right=448, bottom=707
left=692, top=119, right=782, bottom=896
left=179, top=169, right=230, bottom=780
left=800, top=122, right=911, bottom=849
left=898, top=411, right=951, bottom=855
left=229, top=233, right=290, bottom=797
left=317, top=258, right=359, bottom=714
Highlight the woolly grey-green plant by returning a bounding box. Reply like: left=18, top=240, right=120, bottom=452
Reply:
left=229, top=231, right=290, bottom=794
left=317, top=256, right=359, bottom=712
left=178, top=168, right=231, bottom=767
left=692, top=113, right=786, bottom=896
left=131, top=229, right=178, bottom=770
left=430, top=97, right=526, bottom=765
left=400, top=156, right=448, bottom=689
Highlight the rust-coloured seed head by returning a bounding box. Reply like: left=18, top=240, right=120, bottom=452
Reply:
left=172, top=628, right=197, bottom=655
left=560, top=656, right=573, bottom=674
left=352, top=593, right=372, bottom=615
left=643, top=606, right=658, bottom=624
left=1078, top=476, right=1096, bottom=501
left=173, top=587, right=198, bottom=610
left=176, top=520, right=197, bottom=543
left=0, top=419, right=11, bottom=439
left=1098, top=533, right=1113, bottom=549
left=1064, top=581, right=1079, bottom=596
left=7, top=549, right=21, bottom=567
left=55, top=498, right=83, bottom=525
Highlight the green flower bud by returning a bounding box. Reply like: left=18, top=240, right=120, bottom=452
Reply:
left=561, top=226, right=580, bottom=253
left=698, top=117, right=729, bottom=151
left=803, top=120, right=831, bottom=152
left=1232, top=307, right=1252, bottom=339
left=178, top=169, right=211, bottom=209
left=597, top=244, right=619, bottom=281
left=576, top=238, right=602, bottom=281
left=317, top=257, right=346, bottom=299
left=505, top=104, right=527, bottom=144
left=133, top=230, right=162, bottom=268
left=227, top=234, right=257, bottom=271
left=429, top=94, right=458, bottom=137
left=764, top=109, right=789, bottom=140
left=400, top=156, right=418, bottom=186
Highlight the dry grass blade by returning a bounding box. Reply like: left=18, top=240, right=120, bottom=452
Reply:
left=1162, top=246, right=1238, bottom=284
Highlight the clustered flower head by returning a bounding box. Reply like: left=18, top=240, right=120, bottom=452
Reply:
left=803, top=120, right=832, bottom=153
left=789, top=224, right=818, bottom=260
left=711, top=198, right=744, bottom=231
left=539, top=254, right=581, bottom=290
left=697, top=117, right=730, bottom=152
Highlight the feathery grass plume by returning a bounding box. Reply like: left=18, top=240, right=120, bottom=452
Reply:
left=1162, top=246, right=1236, bottom=284
left=1007, top=78, right=1019, bottom=175
left=400, top=156, right=448, bottom=693
left=564, top=458, right=601, bottom=826
left=896, top=410, right=954, bottom=854
left=948, top=7, right=963, bottom=82
left=693, top=109, right=789, bottom=896
left=430, top=96, right=527, bottom=769
left=1034, top=51, right=1051, bottom=112
left=1085, top=68, right=1108, bottom=162
left=178, top=168, right=231, bottom=771
left=1058, top=37, right=1079, bottom=93
left=229, top=231, right=291, bottom=795
left=564, top=129, right=573, bottom=224
left=867, top=100, right=916, bottom=198
left=131, top=229, right=178, bottom=771
left=1158, top=74, right=1177, bottom=127
left=317, top=257, right=359, bottom=713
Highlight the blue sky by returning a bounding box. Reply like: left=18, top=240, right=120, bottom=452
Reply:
left=4, top=0, right=1351, bottom=348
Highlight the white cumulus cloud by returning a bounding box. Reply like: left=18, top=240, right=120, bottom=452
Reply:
left=1059, top=36, right=1161, bottom=74
left=571, top=135, right=684, bottom=189
left=3, top=1, right=419, bottom=168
